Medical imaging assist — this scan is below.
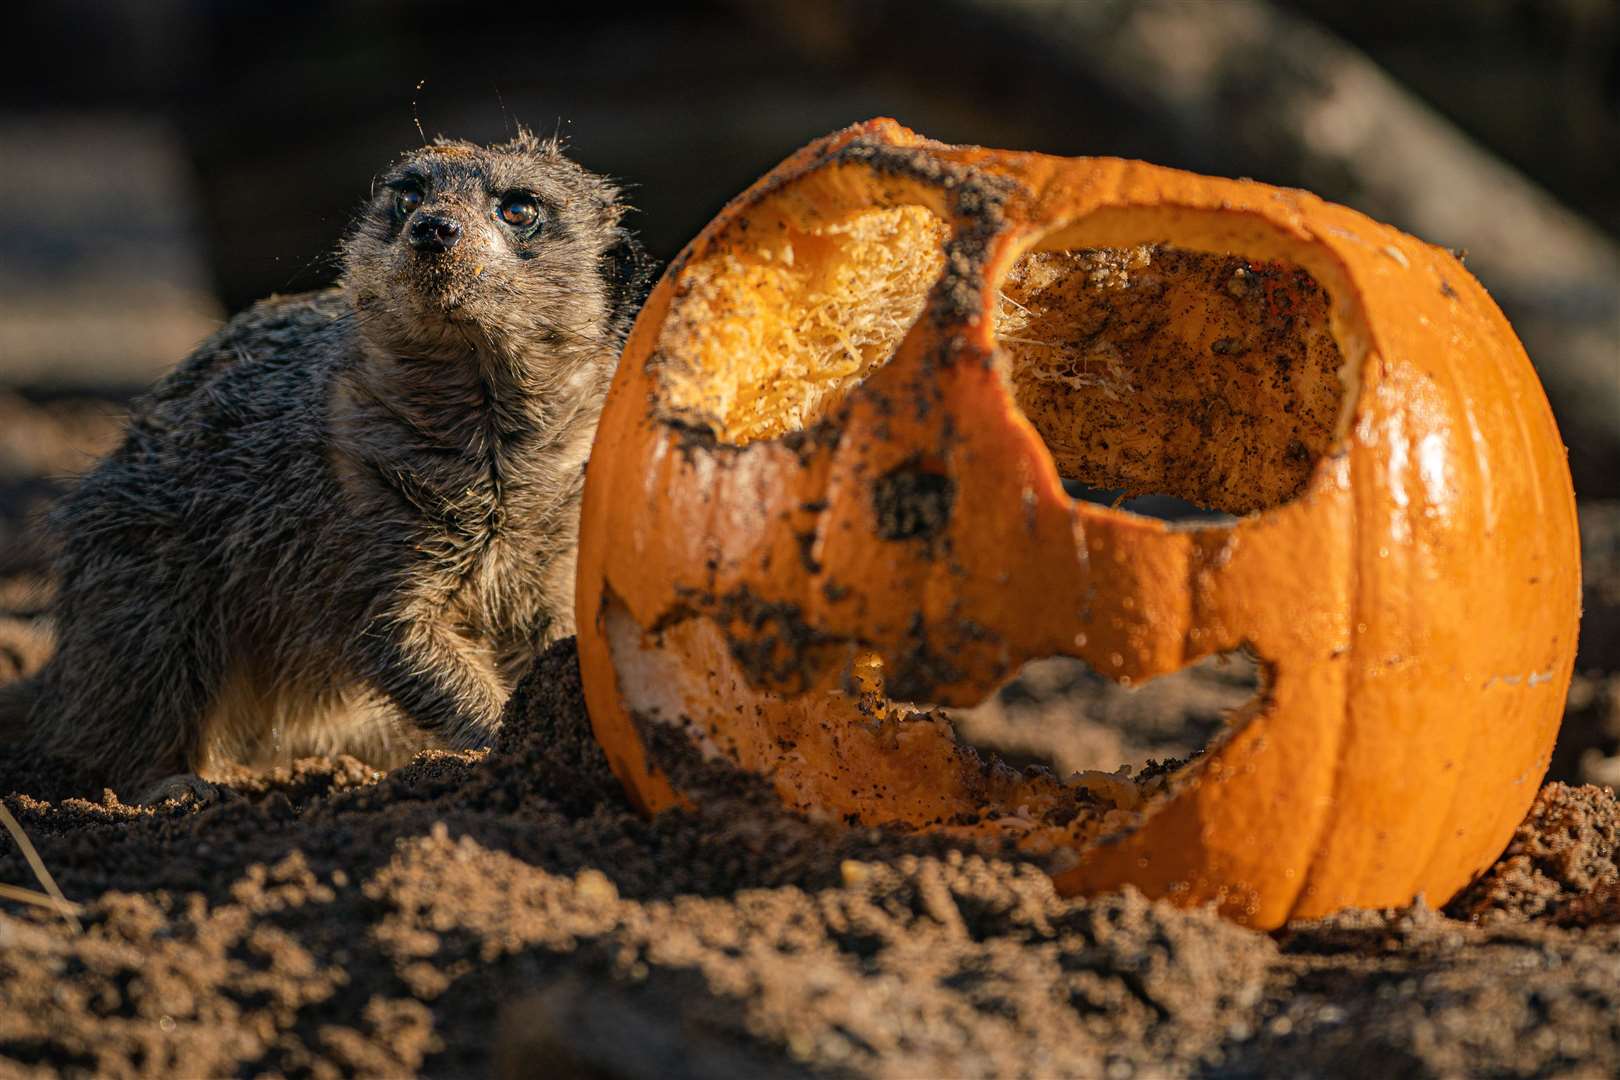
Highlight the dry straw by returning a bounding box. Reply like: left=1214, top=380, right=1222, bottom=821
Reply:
left=0, top=800, right=82, bottom=932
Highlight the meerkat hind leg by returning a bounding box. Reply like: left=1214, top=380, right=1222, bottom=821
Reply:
left=201, top=664, right=428, bottom=771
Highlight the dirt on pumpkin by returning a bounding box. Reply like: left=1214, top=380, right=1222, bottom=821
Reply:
left=3, top=396, right=1620, bottom=1078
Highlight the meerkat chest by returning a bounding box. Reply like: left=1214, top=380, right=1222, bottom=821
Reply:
left=443, top=527, right=559, bottom=653
left=328, top=362, right=588, bottom=630
left=437, top=440, right=579, bottom=617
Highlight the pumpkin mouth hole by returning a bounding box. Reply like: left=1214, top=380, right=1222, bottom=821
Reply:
left=605, top=583, right=1269, bottom=857
left=947, top=649, right=1262, bottom=782
left=655, top=202, right=948, bottom=445
left=995, top=244, right=1347, bottom=518
left=1061, top=483, right=1236, bottom=525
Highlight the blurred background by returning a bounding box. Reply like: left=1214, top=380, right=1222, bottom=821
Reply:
left=1, top=0, right=1617, bottom=778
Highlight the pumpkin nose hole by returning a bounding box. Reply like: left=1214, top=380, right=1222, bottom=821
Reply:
left=995, top=245, right=1348, bottom=518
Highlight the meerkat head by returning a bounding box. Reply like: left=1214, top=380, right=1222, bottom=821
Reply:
left=341, top=130, right=649, bottom=365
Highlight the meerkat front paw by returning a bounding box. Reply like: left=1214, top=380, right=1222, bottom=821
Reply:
left=136, top=773, right=222, bottom=807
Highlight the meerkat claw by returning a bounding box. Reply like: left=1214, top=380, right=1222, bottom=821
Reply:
left=137, top=773, right=222, bottom=808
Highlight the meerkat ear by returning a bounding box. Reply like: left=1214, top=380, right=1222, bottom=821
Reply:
left=601, top=227, right=655, bottom=327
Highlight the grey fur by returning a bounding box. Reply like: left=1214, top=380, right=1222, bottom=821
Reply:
left=5, top=131, right=647, bottom=793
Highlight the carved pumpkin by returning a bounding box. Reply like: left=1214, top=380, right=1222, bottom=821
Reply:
left=575, top=120, right=1580, bottom=928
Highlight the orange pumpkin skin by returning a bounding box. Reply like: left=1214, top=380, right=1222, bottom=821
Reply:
left=575, top=120, right=1581, bottom=929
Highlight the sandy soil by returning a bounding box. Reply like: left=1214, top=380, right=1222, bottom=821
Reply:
left=2, top=398, right=1618, bottom=1078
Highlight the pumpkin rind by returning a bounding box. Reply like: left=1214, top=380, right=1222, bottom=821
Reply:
left=576, top=120, right=1580, bottom=928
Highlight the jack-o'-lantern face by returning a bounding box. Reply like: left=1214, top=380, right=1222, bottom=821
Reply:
left=575, top=120, right=1580, bottom=929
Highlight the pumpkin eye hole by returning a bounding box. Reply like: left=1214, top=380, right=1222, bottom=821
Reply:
left=994, top=245, right=1345, bottom=517
left=498, top=192, right=541, bottom=231
left=657, top=203, right=948, bottom=445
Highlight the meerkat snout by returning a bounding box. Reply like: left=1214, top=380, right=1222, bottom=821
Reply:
left=407, top=213, right=462, bottom=254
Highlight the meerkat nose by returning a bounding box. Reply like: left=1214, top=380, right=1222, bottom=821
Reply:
left=408, top=214, right=462, bottom=255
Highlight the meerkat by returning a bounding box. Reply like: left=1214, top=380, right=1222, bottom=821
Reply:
left=0, top=130, right=650, bottom=797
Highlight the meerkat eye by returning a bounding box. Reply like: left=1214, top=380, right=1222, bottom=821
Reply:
left=393, top=185, right=424, bottom=217
left=498, top=192, right=541, bottom=231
